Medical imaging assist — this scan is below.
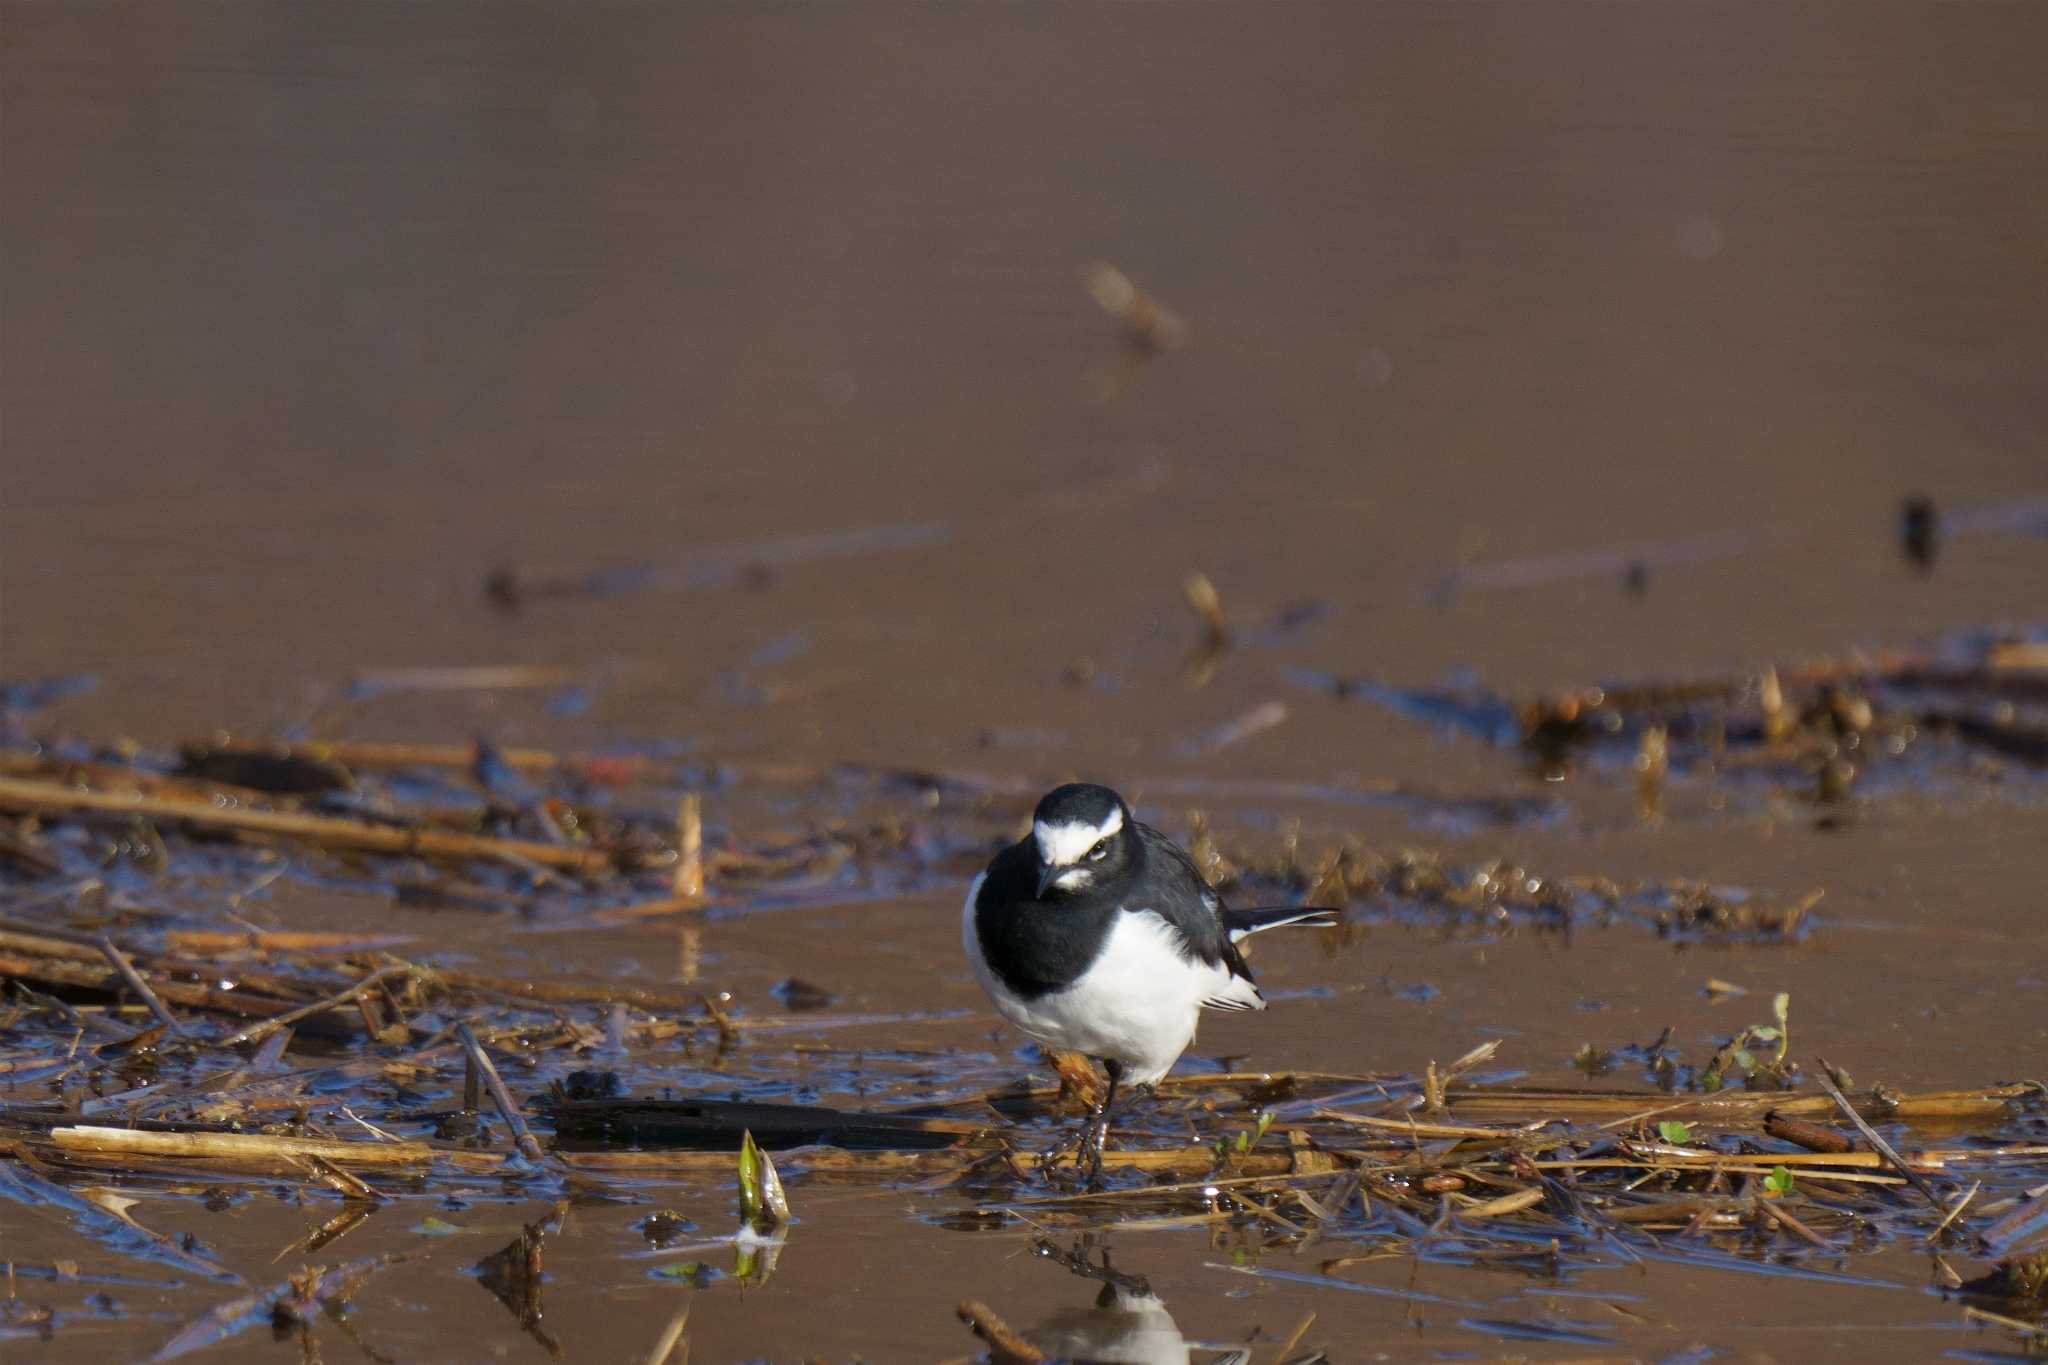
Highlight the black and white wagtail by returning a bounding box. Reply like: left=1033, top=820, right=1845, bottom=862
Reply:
left=964, top=783, right=1336, bottom=1164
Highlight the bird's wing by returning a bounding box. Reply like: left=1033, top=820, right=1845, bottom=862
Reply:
left=1129, top=823, right=1232, bottom=967
left=1131, top=823, right=1287, bottom=1010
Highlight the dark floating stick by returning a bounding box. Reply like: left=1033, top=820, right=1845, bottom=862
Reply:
left=457, top=1021, right=547, bottom=1163
left=1813, top=1058, right=1945, bottom=1210
left=0, top=917, right=184, bottom=1037
left=220, top=965, right=417, bottom=1050
left=550, top=1098, right=988, bottom=1151
left=95, top=933, right=183, bottom=1035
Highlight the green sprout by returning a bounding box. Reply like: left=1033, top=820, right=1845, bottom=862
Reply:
left=1213, top=1110, right=1276, bottom=1163
left=1700, top=993, right=1796, bottom=1092
left=737, top=1130, right=790, bottom=1233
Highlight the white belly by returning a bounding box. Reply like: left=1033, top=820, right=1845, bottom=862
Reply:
left=963, top=875, right=1256, bottom=1086
left=1028, top=1290, right=1187, bottom=1365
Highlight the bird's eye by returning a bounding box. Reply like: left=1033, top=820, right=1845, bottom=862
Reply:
left=1087, top=840, right=1109, bottom=861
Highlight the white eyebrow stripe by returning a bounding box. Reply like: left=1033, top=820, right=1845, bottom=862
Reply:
left=1033, top=807, right=1123, bottom=865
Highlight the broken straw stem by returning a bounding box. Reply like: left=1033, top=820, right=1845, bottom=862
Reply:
left=672, top=792, right=705, bottom=900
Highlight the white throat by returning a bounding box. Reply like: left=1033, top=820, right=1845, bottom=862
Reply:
left=1033, top=806, right=1123, bottom=867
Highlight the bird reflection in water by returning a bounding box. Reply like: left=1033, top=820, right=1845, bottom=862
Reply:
left=1019, top=1239, right=1282, bottom=1365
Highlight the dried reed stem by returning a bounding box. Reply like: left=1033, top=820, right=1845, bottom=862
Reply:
left=957, top=1300, right=1047, bottom=1364
left=0, top=775, right=623, bottom=874
left=50, top=1126, right=433, bottom=1166
left=672, top=793, right=705, bottom=900
left=643, top=1306, right=691, bottom=1365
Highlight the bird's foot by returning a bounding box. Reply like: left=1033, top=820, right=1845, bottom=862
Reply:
left=1039, top=1107, right=1111, bottom=1190
left=1037, top=1121, right=1092, bottom=1186
left=1033, top=1237, right=1153, bottom=1298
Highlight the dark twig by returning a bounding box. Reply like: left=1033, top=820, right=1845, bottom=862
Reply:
left=1756, top=1194, right=1831, bottom=1248
left=0, top=915, right=180, bottom=1038
left=74, top=931, right=181, bottom=1035
left=1813, top=1058, right=1944, bottom=1209
left=457, top=1021, right=547, bottom=1162
left=220, top=965, right=417, bottom=1050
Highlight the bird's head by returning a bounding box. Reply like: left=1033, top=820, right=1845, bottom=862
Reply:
left=1030, top=783, right=1133, bottom=899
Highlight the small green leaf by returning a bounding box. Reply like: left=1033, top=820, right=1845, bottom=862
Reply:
left=738, top=1130, right=763, bottom=1226
left=410, top=1216, right=460, bottom=1237
left=1763, top=1165, right=1796, bottom=1197
left=1732, top=1048, right=1755, bottom=1070
left=1656, top=1121, right=1693, bottom=1144
left=1748, top=1028, right=1779, bottom=1046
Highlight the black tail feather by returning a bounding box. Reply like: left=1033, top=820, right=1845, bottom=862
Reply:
left=1222, top=905, right=1341, bottom=942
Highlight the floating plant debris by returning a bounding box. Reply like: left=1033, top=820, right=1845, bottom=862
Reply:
left=3, top=713, right=2045, bottom=1360
left=1303, top=626, right=2048, bottom=792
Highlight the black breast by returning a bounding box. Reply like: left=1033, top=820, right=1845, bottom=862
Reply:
left=973, top=841, right=1117, bottom=1001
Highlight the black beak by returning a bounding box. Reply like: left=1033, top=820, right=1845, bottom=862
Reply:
left=1035, top=864, right=1059, bottom=899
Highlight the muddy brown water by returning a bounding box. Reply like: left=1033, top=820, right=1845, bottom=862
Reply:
left=5, top=2, right=2047, bottom=1361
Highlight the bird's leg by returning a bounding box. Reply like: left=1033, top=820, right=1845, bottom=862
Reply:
left=1082, top=1060, right=1124, bottom=1188
left=1073, top=1109, right=1103, bottom=1188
